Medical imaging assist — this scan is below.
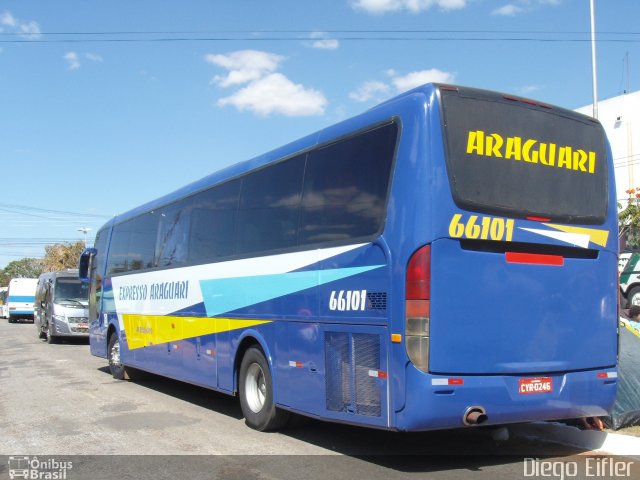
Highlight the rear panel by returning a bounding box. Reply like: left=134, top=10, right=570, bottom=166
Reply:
left=430, top=87, right=617, bottom=376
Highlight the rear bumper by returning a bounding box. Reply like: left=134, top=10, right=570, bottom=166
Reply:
left=394, top=364, right=617, bottom=431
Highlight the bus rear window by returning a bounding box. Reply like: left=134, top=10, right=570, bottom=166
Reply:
left=439, top=88, right=608, bottom=224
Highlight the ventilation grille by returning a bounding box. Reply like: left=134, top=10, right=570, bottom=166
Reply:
left=367, top=292, right=387, bottom=311
left=325, top=332, right=381, bottom=417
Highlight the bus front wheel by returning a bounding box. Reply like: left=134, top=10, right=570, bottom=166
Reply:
left=108, top=333, right=126, bottom=380
left=239, top=346, right=289, bottom=431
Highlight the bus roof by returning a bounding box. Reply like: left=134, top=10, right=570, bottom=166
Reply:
left=103, top=82, right=603, bottom=229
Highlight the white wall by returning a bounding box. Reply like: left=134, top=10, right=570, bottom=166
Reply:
left=576, top=91, right=640, bottom=208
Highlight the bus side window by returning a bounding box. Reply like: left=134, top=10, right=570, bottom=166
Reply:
left=106, top=213, right=158, bottom=275
left=300, top=122, right=397, bottom=245
left=188, top=179, right=240, bottom=264
left=155, top=198, right=193, bottom=268
left=236, top=155, right=305, bottom=255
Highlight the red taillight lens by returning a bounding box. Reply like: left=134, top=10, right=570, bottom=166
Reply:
left=406, top=245, right=431, bottom=300
left=405, top=245, right=431, bottom=372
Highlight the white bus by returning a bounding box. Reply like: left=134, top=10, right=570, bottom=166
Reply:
left=0, top=287, right=8, bottom=319
left=7, top=278, right=38, bottom=323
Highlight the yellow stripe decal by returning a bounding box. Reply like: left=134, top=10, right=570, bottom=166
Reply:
left=122, top=314, right=272, bottom=350
left=544, top=224, right=609, bottom=248
left=623, top=321, right=640, bottom=339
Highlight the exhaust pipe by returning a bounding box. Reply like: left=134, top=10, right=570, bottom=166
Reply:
left=463, top=406, right=488, bottom=426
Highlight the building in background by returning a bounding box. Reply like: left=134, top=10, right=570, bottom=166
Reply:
left=576, top=91, right=640, bottom=207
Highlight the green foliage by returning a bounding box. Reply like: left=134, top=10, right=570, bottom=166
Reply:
left=0, top=258, right=43, bottom=285
left=0, top=241, right=85, bottom=286
left=619, top=188, right=640, bottom=251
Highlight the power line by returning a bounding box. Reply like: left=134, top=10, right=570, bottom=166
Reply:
left=2, top=28, right=640, bottom=35
left=0, top=203, right=110, bottom=219
left=1, top=29, right=640, bottom=44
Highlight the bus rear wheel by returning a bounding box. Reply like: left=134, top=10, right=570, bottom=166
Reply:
left=239, top=346, right=289, bottom=431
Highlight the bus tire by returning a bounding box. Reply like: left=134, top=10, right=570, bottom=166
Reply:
left=108, top=332, right=126, bottom=380
left=627, top=286, right=640, bottom=308
left=239, top=346, right=289, bottom=431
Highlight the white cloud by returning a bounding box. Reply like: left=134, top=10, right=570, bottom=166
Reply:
left=350, top=68, right=455, bottom=103
left=205, top=50, right=284, bottom=87
left=1, top=11, right=16, bottom=27
left=207, top=50, right=327, bottom=117
left=492, top=0, right=561, bottom=16
left=311, top=38, right=339, bottom=50
left=390, top=68, right=455, bottom=92
left=306, top=32, right=340, bottom=50
left=63, top=52, right=103, bottom=70
left=1, top=10, right=41, bottom=39
left=349, top=81, right=391, bottom=102
left=85, top=53, right=103, bottom=62
left=351, top=0, right=466, bottom=14
left=518, top=84, right=544, bottom=95
left=217, top=73, right=327, bottom=117
left=492, top=4, right=524, bottom=15
left=64, top=52, right=80, bottom=70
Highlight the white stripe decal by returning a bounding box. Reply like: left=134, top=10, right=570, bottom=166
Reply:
left=111, top=243, right=368, bottom=319
left=519, top=228, right=590, bottom=249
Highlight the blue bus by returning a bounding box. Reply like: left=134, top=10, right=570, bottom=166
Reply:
left=80, top=83, right=618, bottom=431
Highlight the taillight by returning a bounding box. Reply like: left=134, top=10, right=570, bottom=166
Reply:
left=405, top=245, right=431, bottom=372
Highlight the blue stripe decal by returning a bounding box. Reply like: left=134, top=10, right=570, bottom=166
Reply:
left=8, top=296, right=35, bottom=302
left=199, top=265, right=383, bottom=318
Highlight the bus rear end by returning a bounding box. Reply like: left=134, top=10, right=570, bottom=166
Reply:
left=7, top=278, right=38, bottom=323
left=398, top=86, right=617, bottom=430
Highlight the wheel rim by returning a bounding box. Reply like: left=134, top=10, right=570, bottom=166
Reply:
left=110, top=339, right=121, bottom=369
left=633, top=295, right=640, bottom=306
left=245, top=363, right=266, bottom=413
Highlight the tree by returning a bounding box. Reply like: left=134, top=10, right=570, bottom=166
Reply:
left=41, top=241, right=85, bottom=272
left=0, top=269, right=9, bottom=287
left=1, top=258, right=43, bottom=283
left=619, top=188, right=640, bottom=251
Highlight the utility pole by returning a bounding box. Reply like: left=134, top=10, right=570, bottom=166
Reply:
left=77, top=227, right=91, bottom=247
left=590, top=0, right=598, bottom=119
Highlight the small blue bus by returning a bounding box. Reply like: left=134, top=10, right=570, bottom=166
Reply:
left=80, top=83, right=618, bottom=431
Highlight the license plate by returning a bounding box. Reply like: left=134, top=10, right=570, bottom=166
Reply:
left=518, top=377, right=552, bottom=395
left=78, top=323, right=88, bottom=329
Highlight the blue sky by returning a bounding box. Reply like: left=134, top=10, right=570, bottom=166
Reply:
left=1, top=0, right=638, bottom=268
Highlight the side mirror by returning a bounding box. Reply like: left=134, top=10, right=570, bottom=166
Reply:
left=78, top=248, right=97, bottom=283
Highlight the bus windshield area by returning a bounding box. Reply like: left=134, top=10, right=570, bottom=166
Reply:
left=54, top=279, right=89, bottom=306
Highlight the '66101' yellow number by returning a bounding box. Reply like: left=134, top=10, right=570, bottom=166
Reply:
left=448, top=214, right=515, bottom=242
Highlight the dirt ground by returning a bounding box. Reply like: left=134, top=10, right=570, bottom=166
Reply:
left=609, top=425, right=640, bottom=436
